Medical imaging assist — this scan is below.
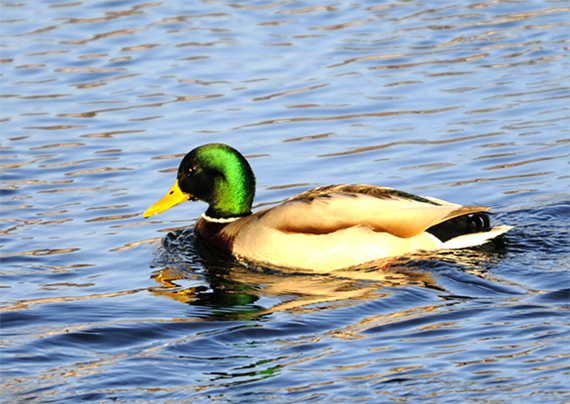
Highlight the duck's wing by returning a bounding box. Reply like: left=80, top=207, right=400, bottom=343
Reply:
left=286, top=184, right=440, bottom=205
left=248, top=185, right=489, bottom=239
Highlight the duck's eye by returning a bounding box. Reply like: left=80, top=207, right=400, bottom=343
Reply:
left=188, top=165, right=197, bottom=174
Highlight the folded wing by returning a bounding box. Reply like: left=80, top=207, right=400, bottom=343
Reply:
left=254, top=187, right=490, bottom=239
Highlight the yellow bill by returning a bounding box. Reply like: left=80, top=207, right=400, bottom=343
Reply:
left=143, top=179, right=190, bottom=218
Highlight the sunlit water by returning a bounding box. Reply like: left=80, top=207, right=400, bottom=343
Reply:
left=1, top=1, right=569, bottom=403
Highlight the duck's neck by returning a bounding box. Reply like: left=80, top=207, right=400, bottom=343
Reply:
left=205, top=179, right=254, bottom=219
left=202, top=146, right=256, bottom=219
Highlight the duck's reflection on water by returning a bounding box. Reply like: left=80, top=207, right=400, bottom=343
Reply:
left=148, top=228, right=507, bottom=319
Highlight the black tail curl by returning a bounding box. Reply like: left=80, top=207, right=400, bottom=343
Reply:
left=426, top=212, right=492, bottom=243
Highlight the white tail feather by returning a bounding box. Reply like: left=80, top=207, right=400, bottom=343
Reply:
left=441, top=226, right=513, bottom=249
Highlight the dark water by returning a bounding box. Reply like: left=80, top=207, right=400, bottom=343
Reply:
left=1, top=1, right=569, bottom=403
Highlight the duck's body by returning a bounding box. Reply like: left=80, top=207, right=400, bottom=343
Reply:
left=144, top=144, right=511, bottom=271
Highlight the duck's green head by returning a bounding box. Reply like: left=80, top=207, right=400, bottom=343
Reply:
left=143, top=143, right=256, bottom=219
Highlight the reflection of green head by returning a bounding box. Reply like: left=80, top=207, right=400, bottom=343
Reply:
left=177, top=143, right=256, bottom=218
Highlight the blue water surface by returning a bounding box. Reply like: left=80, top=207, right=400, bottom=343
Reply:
left=1, top=1, right=569, bottom=403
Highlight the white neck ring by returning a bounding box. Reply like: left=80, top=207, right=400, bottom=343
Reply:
left=200, top=213, right=240, bottom=224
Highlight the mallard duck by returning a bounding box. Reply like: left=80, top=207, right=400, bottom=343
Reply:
left=144, top=143, right=511, bottom=271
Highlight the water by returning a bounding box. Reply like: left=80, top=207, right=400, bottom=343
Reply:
left=1, top=1, right=569, bottom=402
